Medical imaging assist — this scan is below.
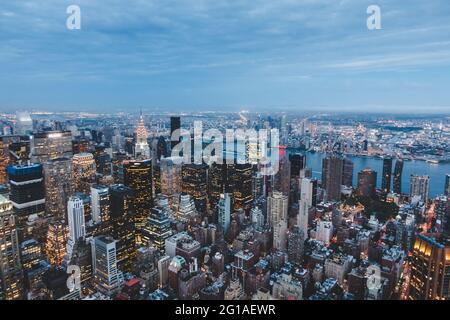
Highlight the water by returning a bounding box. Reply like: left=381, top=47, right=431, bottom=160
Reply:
left=302, top=152, right=450, bottom=198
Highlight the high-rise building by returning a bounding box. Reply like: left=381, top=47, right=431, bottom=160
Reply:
left=160, top=157, right=182, bottom=198
left=123, top=159, right=152, bottom=243
left=90, top=185, right=110, bottom=224
left=251, top=207, right=264, bottom=229
left=0, top=195, right=24, bottom=300
left=232, top=164, right=253, bottom=213
left=300, top=178, right=317, bottom=207
left=445, top=174, right=450, bottom=196
left=393, top=159, right=404, bottom=194
left=342, top=157, right=354, bottom=187
left=381, top=158, right=393, bottom=194
left=134, top=112, right=150, bottom=159
left=72, top=153, right=96, bottom=194
left=288, top=226, right=304, bottom=265
left=289, top=153, right=305, bottom=204
left=322, top=154, right=343, bottom=202
left=31, top=131, right=73, bottom=163
left=7, top=164, right=45, bottom=230
left=218, top=193, right=232, bottom=235
left=208, top=164, right=234, bottom=213
left=45, top=220, right=68, bottom=266
left=43, top=157, right=74, bottom=218
left=92, top=236, right=123, bottom=296
left=66, top=196, right=86, bottom=258
left=273, top=220, right=288, bottom=251
left=170, top=116, right=181, bottom=151
left=297, top=200, right=309, bottom=242
left=316, top=220, right=333, bottom=245
left=141, top=206, right=172, bottom=250
left=181, top=164, right=208, bottom=215
left=109, top=184, right=136, bottom=271
left=267, top=191, right=288, bottom=227
left=410, top=175, right=430, bottom=202
left=409, top=234, right=450, bottom=300
left=357, top=168, right=377, bottom=198
left=15, top=111, right=33, bottom=135
left=0, top=138, right=10, bottom=185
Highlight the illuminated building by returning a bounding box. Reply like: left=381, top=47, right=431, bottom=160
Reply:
left=382, top=158, right=393, bottom=194
left=157, top=255, right=171, bottom=288
left=72, top=153, right=96, bottom=194
left=252, top=172, right=265, bottom=200
left=410, top=175, right=430, bottom=203
left=0, top=195, right=24, bottom=300
left=93, top=145, right=112, bottom=176
left=160, top=157, right=182, bottom=199
left=141, top=206, right=172, bottom=250
left=232, top=164, right=253, bottom=213
left=217, top=193, right=231, bottom=235
left=90, top=185, right=110, bottom=224
left=43, top=157, right=73, bottom=218
left=208, top=164, right=234, bottom=214
left=123, top=159, right=152, bottom=243
left=7, top=164, right=45, bottom=232
left=45, top=220, right=68, bottom=266
left=0, top=138, right=9, bottom=184
left=31, top=131, right=73, bottom=163
left=267, top=191, right=288, bottom=227
left=68, top=239, right=92, bottom=288
left=109, top=184, right=136, bottom=271
left=357, top=168, right=377, bottom=198
left=322, top=154, right=343, bottom=202
left=66, top=196, right=86, bottom=259
left=174, top=193, right=198, bottom=225
left=135, top=112, right=150, bottom=158
left=181, top=164, right=208, bottom=214
left=393, top=160, right=404, bottom=194
left=92, top=236, right=123, bottom=296
left=20, top=239, right=41, bottom=271
left=409, top=234, right=450, bottom=300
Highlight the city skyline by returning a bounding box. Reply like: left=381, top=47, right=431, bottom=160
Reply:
left=1, top=0, right=450, bottom=112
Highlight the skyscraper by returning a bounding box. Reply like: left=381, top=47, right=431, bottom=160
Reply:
left=134, top=112, right=150, bottom=159
left=141, top=206, right=172, bottom=250
left=410, top=175, right=430, bottom=202
left=181, top=164, right=208, bottom=215
left=232, top=164, right=253, bottom=213
left=123, top=159, right=152, bottom=243
left=409, top=234, right=450, bottom=300
left=45, top=220, right=68, bottom=266
left=445, top=174, right=450, bottom=196
left=218, top=193, right=232, bottom=235
left=66, top=196, right=86, bottom=258
left=268, top=191, right=288, bottom=227
left=92, top=236, right=123, bottom=296
left=393, top=159, right=404, bottom=194
left=357, top=168, right=377, bottom=198
left=381, top=158, right=393, bottom=194
left=300, top=178, right=317, bottom=207
left=342, top=157, right=354, bottom=188
left=72, top=153, right=96, bottom=194
left=31, top=131, right=73, bottom=163
left=288, top=226, right=304, bottom=266
left=170, top=116, right=181, bottom=151
left=90, top=185, right=110, bottom=224
left=43, top=157, right=74, bottom=218
left=7, top=164, right=45, bottom=229
left=0, top=195, right=24, bottom=300
left=322, top=154, right=343, bottom=202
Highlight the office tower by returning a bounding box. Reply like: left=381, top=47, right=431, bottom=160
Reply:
left=316, top=220, right=333, bottom=245
left=342, top=157, right=354, bottom=187
left=445, top=174, right=450, bottom=196
left=0, top=138, right=9, bottom=185
left=288, top=226, right=304, bottom=265
left=382, top=158, right=393, bottom=194
left=7, top=164, right=45, bottom=228
left=297, top=200, right=309, bottom=241
left=92, top=236, right=123, bottom=296
left=15, top=111, right=33, bottom=135
left=232, top=164, right=253, bottom=213
left=93, top=145, right=112, bottom=176
left=181, top=164, right=208, bottom=214
left=109, top=184, right=136, bottom=271
left=410, top=175, right=430, bottom=202
left=43, top=157, right=74, bottom=218
left=273, top=220, right=288, bottom=251
left=218, top=193, right=232, bottom=235
left=174, top=193, right=197, bottom=225
left=252, top=172, right=265, bottom=200
left=393, top=159, right=404, bottom=194
left=0, top=195, right=24, bottom=300
left=90, top=185, right=110, bottom=224
left=141, top=206, right=172, bottom=250
left=71, top=137, right=90, bottom=154
left=251, top=207, right=264, bottom=229
left=409, top=234, right=450, bottom=300
left=160, top=157, right=182, bottom=198
left=45, top=220, right=68, bottom=266
left=300, top=178, right=317, bottom=207
left=135, top=112, right=150, bottom=159
left=272, top=156, right=290, bottom=196
left=170, top=116, right=181, bottom=151
left=289, top=153, right=306, bottom=179
left=357, top=168, right=377, bottom=198
left=123, top=159, right=152, bottom=243
left=322, top=154, right=343, bottom=202
left=20, top=239, right=41, bottom=272
left=66, top=197, right=86, bottom=259
left=208, top=163, right=234, bottom=213
left=68, top=239, right=92, bottom=287
left=268, top=191, right=288, bottom=227
left=153, top=162, right=161, bottom=194
left=31, top=131, right=73, bottom=163
left=72, top=153, right=96, bottom=194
